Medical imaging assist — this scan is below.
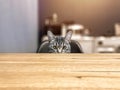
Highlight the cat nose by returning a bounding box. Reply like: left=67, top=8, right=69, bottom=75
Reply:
left=58, top=48, right=62, bottom=53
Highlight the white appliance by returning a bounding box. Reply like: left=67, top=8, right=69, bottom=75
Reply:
left=94, top=37, right=120, bottom=53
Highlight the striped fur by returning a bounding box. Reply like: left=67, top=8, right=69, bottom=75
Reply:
left=47, top=31, right=72, bottom=53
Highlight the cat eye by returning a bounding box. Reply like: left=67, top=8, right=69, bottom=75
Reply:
left=63, top=46, right=67, bottom=49
left=53, top=46, right=57, bottom=49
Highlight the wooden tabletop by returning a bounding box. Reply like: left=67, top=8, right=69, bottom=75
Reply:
left=0, top=54, right=120, bottom=90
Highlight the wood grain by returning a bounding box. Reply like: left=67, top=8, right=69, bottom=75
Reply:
left=0, top=54, right=120, bottom=90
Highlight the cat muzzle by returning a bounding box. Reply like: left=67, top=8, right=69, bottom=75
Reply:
left=57, top=48, right=62, bottom=53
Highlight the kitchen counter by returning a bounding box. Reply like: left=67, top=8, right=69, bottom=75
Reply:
left=0, top=54, right=120, bottom=90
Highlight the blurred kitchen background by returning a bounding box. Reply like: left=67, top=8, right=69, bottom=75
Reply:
left=1, top=0, right=120, bottom=53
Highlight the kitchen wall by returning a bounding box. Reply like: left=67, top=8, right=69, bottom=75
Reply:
left=39, top=0, right=120, bottom=36
left=0, top=0, right=38, bottom=52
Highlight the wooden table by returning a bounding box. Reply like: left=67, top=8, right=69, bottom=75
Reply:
left=0, top=54, right=120, bottom=90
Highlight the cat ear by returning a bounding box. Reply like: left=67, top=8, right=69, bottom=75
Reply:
left=65, top=31, right=73, bottom=41
left=47, top=31, right=55, bottom=41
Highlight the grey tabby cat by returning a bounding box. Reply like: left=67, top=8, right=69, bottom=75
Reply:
left=47, top=31, right=72, bottom=53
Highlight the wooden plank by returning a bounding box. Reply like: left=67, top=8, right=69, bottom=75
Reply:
left=0, top=54, right=120, bottom=90
left=0, top=72, right=120, bottom=90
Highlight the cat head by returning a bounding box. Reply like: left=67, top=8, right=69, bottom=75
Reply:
left=47, top=31, right=72, bottom=53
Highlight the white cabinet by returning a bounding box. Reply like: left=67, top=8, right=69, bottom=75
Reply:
left=72, top=36, right=120, bottom=53
left=71, top=36, right=94, bottom=53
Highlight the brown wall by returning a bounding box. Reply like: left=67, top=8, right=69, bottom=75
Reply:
left=39, top=0, right=120, bottom=36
